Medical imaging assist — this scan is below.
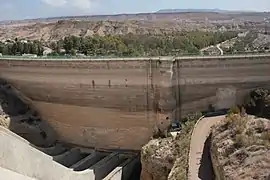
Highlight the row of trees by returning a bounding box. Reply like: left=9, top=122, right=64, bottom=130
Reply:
left=53, top=31, right=237, bottom=56
left=0, top=40, right=44, bottom=56
left=1, top=31, right=238, bottom=57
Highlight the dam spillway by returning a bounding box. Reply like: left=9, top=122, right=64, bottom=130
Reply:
left=0, top=54, right=270, bottom=150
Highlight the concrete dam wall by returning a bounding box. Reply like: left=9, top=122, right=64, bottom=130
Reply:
left=0, top=55, right=270, bottom=150
left=173, top=55, right=270, bottom=119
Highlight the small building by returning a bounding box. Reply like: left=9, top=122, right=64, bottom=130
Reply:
left=20, top=40, right=28, bottom=44
left=22, top=54, right=38, bottom=58
left=76, top=53, right=86, bottom=57
left=60, top=49, right=66, bottom=53
left=43, top=47, right=53, bottom=56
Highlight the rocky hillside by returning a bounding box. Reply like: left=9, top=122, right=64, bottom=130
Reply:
left=223, top=32, right=270, bottom=53
left=0, top=11, right=269, bottom=42
left=245, top=88, right=270, bottom=119
left=0, top=20, right=218, bottom=41
left=211, top=114, right=270, bottom=180
left=251, top=33, right=270, bottom=51
left=140, top=116, right=200, bottom=180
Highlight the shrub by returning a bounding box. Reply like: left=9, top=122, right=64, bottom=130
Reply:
left=228, top=106, right=241, bottom=115
left=261, top=132, right=270, bottom=142
left=235, top=134, right=247, bottom=148
left=182, top=112, right=202, bottom=123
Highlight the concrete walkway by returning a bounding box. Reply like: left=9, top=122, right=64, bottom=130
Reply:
left=0, top=126, right=137, bottom=180
left=188, top=115, right=225, bottom=180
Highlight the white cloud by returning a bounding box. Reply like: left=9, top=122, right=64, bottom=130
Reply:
left=70, top=0, right=92, bottom=9
left=41, top=0, right=95, bottom=9
left=42, top=0, right=67, bottom=7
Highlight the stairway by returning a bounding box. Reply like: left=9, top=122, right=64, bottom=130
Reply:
left=0, top=126, right=139, bottom=180
left=38, top=144, right=139, bottom=180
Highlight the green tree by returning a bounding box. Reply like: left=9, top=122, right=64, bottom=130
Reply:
left=30, top=43, right=38, bottom=54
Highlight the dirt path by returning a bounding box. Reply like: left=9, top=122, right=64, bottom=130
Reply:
left=188, top=115, right=225, bottom=180
left=200, top=36, right=239, bottom=55
left=216, top=44, right=224, bottom=55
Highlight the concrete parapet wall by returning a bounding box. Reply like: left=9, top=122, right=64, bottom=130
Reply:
left=0, top=167, right=37, bottom=180
left=0, top=126, right=95, bottom=180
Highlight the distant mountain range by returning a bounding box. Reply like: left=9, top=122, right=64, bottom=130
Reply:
left=0, top=8, right=267, bottom=24
left=156, top=8, right=257, bottom=14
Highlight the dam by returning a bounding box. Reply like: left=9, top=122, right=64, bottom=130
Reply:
left=0, top=54, right=270, bottom=150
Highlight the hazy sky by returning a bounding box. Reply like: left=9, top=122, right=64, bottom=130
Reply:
left=1, top=0, right=270, bottom=20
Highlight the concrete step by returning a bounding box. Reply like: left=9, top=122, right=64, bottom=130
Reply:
left=71, top=152, right=107, bottom=171
left=38, top=144, right=68, bottom=156
left=0, top=127, right=96, bottom=180
left=0, top=125, right=141, bottom=180
left=90, top=152, right=127, bottom=180
left=53, top=148, right=88, bottom=168
left=103, top=156, right=139, bottom=180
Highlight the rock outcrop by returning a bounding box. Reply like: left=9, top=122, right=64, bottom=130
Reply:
left=211, top=114, right=270, bottom=180
left=140, top=120, right=196, bottom=180
left=244, top=88, right=270, bottom=119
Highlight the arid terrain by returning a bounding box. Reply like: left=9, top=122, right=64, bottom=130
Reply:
left=0, top=11, right=269, bottom=41
left=211, top=114, right=270, bottom=180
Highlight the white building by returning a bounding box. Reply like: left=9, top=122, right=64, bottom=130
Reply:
left=22, top=54, right=37, bottom=58
left=43, top=47, right=53, bottom=56
left=20, top=40, right=28, bottom=43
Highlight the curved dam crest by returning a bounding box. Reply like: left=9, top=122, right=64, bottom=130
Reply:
left=0, top=55, right=270, bottom=150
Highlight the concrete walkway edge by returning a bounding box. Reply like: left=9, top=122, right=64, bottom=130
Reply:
left=188, top=115, right=225, bottom=180
left=187, top=116, right=205, bottom=179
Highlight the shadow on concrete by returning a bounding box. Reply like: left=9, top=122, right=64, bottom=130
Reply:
left=0, top=79, right=57, bottom=148
left=198, top=134, right=215, bottom=180
left=128, top=159, right=141, bottom=180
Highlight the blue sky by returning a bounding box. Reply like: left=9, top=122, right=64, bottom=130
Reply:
left=1, top=0, right=270, bottom=20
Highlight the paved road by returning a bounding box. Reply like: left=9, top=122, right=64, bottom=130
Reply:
left=188, top=115, right=225, bottom=180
